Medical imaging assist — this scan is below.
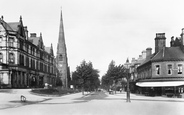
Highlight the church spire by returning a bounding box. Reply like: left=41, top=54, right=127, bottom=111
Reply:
left=56, top=9, right=69, bottom=88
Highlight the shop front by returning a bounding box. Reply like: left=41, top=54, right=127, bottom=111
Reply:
left=136, top=80, right=184, bottom=97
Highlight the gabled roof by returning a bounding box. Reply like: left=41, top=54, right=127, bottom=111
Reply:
left=28, top=37, right=40, bottom=46
left=0, top=20, right=14, bottom=31
left=8, top=22, right=21, bottom=31
left=45, top=44, right=54, bottom=56
left=45, top=47, right=51, bottom=53
left=28, top=33, right=45, bottom=49
left=0, top=16, right=26, bottom=37
left=152, top=47, right=184, bottom=61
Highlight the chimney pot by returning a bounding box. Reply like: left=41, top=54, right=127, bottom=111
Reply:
left=30, top=33, right=36, bottom=37
left=146, top=47, right=152, bottom=58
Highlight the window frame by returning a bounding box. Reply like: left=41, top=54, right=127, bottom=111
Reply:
left=178, top=64, right=183, bottom=74
left=9, top=37, right=14, bottom=47
left=155, top=64, right=161, bottom=75
left=9, top=53, right=15, bottom=64
left=167, top=64, right=172, bottom=75
left=0, top=53, right=3, bottom=62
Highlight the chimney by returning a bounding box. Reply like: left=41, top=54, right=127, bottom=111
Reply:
left=30, top=33, right=37, bottom=37
left=142, top=50, right=146, bottom=59
left=170, top=36, right=175, bottom=47
left=24, top=26, right=28, bottom=40
left=146, top=47, right=152, bottom=58
left=131, top=58, right=136, bottom=63
left=155, top=33, right=166, bottom=54
left=180, top=28, right=184, bottom=45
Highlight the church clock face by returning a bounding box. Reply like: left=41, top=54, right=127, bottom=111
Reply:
left=59, top=61, right=63, bottom=67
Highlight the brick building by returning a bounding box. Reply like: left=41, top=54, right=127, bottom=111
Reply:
left=136, top=31, right=184, bottom=97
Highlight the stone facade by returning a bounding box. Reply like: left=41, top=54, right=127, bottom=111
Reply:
left=56, top=10, right=70, bottom=88
left=0, top=16, right=57, bottom=88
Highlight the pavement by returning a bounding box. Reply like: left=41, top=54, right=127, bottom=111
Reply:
left=0, top=89, right=52, bottom=110
left=1, top=89, right=184, bottom=115
left=106, top=91, right=184, bottom=102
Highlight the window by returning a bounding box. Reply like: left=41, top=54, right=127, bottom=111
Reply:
left=178, top=64, right=183, bottom=74
left=156, top=65, right=160, bottom=75
left=0, top=36, right=2, bottom=42
left=167, top=64, right=172, bottom=75
left=9, top=37, right=14, bottom=47
left=0, top=53, right=3, bottom=62
left=9, top=53, right=14, bottom=64
left=59, top=54, right=63, bottom=61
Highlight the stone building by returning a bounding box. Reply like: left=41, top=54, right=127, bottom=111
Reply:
left=0, top=16, right=57, bottom=88
left=136, top=31, right=184, bottom=97
left=56, top=10, right=70, bottom=88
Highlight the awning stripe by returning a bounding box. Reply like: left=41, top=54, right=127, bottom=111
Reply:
left=136, top=81, right=184, bottom=87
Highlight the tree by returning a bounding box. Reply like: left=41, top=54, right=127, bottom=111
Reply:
left=72, top=60, right=100, bottom=94
left=101, top=60, right=127, bottom=92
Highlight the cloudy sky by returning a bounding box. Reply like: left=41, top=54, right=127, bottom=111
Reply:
left=1, top=0, right=184, bottom=77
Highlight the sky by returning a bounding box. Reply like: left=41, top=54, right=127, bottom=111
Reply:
left=1, top=0, right=184, bottom=77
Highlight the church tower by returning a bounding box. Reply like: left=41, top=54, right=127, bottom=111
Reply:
left=56, top=10, right=69, bottom=88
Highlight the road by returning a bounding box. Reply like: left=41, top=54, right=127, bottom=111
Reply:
left=0, top=89, right=184, bottom=115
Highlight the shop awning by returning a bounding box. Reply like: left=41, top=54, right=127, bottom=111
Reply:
left=136, top=81, right=184, bottom=87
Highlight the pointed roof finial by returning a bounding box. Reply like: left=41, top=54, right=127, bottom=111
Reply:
left=126, top=58, right=129, bottom=63
left=20, top=15, right=22, bottom=21
left=40, top=32, right=42, bottom=37
left=1, top=16, right=3, bottom=20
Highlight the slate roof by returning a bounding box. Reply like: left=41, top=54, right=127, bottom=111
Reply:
left=0, top=20, right=14, bottom=31
left=7, top=22, right=20, bottom=31
left=45, top=47, right=51, bottom=53
left=152, top=47, right=184, bottom=62
left=28, top=37, right=40, bottom=46
left=138, top=46, right=184, bottom=69
left=139, top=54, right=155, bottom=66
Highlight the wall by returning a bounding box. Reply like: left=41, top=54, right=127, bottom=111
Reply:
left=152, top=61, right=184, bottom=78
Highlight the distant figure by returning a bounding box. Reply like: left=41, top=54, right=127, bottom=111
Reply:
left=20, top=95, right=26, bottom=102
left=120, top=88, right=122, bottom=93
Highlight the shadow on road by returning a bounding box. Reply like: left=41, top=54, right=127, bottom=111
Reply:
left=0, top=98, right=52, bottom=110
left=74, top=91, right=109, bottom=101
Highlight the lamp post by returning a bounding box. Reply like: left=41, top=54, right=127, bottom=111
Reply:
left=126, top=68, right=131, bottom=103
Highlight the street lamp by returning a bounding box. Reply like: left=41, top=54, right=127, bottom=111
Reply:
left=126, top=68, right=131, bottom=102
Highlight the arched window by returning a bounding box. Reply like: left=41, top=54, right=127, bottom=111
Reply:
left=0, top=53, right=3, bottom=62
left=9, top=53, right=15, bottom=64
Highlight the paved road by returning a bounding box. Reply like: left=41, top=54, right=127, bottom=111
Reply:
left=0, top=89, right=184, bottom=115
